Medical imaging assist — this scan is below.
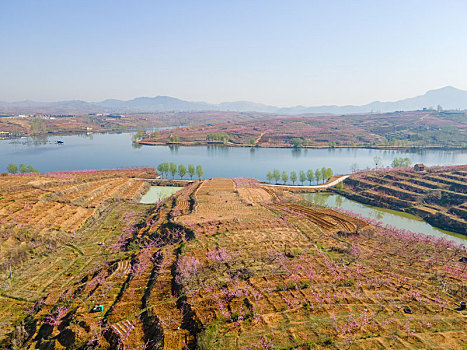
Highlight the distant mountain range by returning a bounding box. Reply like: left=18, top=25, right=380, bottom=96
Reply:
left=1, top=86, right=467, bottom=115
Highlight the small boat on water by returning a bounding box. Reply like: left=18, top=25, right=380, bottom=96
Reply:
left=56, top=140, right=64, bottom=144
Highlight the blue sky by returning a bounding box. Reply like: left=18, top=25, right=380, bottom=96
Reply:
left=1, top=0, right=467, bottom=106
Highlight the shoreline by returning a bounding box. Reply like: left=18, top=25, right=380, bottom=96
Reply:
left=331, top=188, right=467, bottom=237
left=2, top=131, right=465, bottom=151
left=136, top=140, right=467, bottom=151
left=0, top=129, right=136, bottom=141
left=259, top=175, right=349, bottom=192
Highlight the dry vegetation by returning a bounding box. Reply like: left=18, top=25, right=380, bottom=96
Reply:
left=0, top=168, right=154, bottom=274
left=1, top=174, right=465, bottom=349
left=0, top=116, right=146, bottom=137
left=340, top=165, right=467, bottom=234
left=3, top=111, right=465, bottom=149
left=137, top=111, right=467, bottom=149
left=0, top=111, right=270, bottom=138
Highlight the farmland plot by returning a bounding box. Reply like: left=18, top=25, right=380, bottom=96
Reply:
left=0, top=168, right=154, bottom=278
left=1, top=174, right=466, bottom=349
left=341, top=165, right=467, bottom=234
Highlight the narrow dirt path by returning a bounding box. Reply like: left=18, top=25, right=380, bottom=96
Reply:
left=261, top=174, right=349, bottom=190
left=254, top=131, right=267, bottom=146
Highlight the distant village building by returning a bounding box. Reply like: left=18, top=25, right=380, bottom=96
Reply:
left=414, top=164, right=425, bottom=172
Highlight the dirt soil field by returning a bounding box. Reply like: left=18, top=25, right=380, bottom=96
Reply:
left=0, top=175, right=466, bottom=349
left=0, top=168, right=154, bottom=281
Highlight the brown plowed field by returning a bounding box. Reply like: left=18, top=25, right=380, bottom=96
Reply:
left=0, top=168, right=154, bottom=281
left=273, top=203, right=372, bottom=234
left=1, top=175, right=466, bottom=349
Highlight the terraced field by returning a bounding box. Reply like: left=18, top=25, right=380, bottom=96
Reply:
left=2, top=175, right=465, bottom=349
left=0, top=168, right=154, bottom=274
left=339, top=165, right=467, bottom=234
left=136, top=111, right=467, bottom=149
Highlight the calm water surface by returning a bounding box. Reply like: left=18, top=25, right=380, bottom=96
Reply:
left=1, top=133, right=466, bottom=181
left=139, top=186, right=181, bottom=204
left=299, top=192, right=466, bottom=245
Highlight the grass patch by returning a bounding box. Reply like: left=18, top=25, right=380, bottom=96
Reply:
left=197, top=319, right=223, bottom=350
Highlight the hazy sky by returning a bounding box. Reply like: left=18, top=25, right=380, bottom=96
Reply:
left=1, top=0, right=467, bottom=106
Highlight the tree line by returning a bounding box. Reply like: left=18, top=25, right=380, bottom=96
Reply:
left=157, top=162, right=204, bottom=180
left=391, top=157, right=412, bottom=168
left=206, top=132, right=230, bottom=143
left=6, top=163, right=38, bottom=174
left=266, top=167, right=333, bottom=185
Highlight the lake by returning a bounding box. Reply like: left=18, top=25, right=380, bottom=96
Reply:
left=299, top=192, right=466, bottom=245
left=1, top=133, right=466, bottom=181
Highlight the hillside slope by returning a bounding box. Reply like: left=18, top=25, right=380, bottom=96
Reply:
left=137, top=111, right=467, bottom=149
left=2, top=86, right=467, bottom=114
left=339, top=165, right=467, bottom=234
left=1, top=177, right=466, bottom=349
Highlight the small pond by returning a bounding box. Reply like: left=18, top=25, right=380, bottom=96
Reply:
left=139, top=186, right=181, bottom=204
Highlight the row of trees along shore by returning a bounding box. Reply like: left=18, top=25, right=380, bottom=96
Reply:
left=266, top=167, right=333, bottom=185
left=157, top=162, right=203, bottom=180
left=6, top=163, right=38, bottom=174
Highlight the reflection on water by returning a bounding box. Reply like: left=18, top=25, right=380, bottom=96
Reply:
left=291, top=148, right=302, bottom=157
left=0, top=132, right=466, bottom=181
left=29, top=134, right=48, bottom=146
left=79, top=133, right=94, bottom=140
left=169, top=145, right=180, bottom=153
left=299, top=192, right=466, bottom=245
left=207, top=144, right=229, bottom=156
left=335, top=195, right=343, bottom=208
